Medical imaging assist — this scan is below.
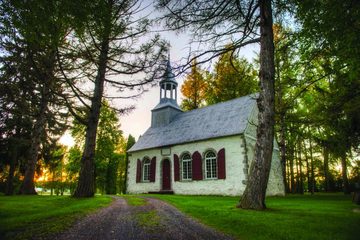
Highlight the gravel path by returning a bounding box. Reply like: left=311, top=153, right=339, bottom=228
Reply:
left=54, top=196, right=234, bottom=240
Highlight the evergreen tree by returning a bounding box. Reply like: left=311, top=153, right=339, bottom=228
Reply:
left=180, top=60, right=208, bottom=111
left=69, top=101, right=124, bottom=194
left=0, top=0, right=71, bottom=194
left=67, top=0, right=167, bottom=197
left=206, top=51, right=258, bottom=104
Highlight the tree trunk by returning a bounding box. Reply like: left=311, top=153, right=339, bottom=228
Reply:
left=298, top=141, right=304, bottom=194
left=5, top=145, right=17, bottom=195
left=238, top=0, right=275, bottom=210
left=19, top=85, right=49, bottom=195
left=73, top=37, right=110, bottom=198
left=279, top=115, right=288, bottom=193
left=341, top=154, right=350, bottom=194
left=309, top=131, right=315, bottom=194
left=323, top=146, right=330, bottom=192
left=304, top=141, right=311, bottom=193
left=290, top=146, right=295, bottom=193
left=51, top=170, right=54, bottom=196
left=295, top=144, right=300, bottom=193
left=286, top=156, right=291, bottom=192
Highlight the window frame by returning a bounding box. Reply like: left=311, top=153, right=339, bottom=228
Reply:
left=142, top=157, right=151, bottom=182
left=181, top=153, right=192, bottom=181
left=204, top=150, right=217, bottom=180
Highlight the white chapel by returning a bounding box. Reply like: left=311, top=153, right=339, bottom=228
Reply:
left=127, top=60, right=285, bottom=196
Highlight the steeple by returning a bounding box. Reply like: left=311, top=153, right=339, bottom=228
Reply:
left=159, top=56, right=178, bottom=103
left=151, top=56, right=182, bottom=128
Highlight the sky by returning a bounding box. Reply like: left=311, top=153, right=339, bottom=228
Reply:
left=118, top=32, right=190, bottom=140
left=117, top=37, right=258, bottom=142
left=60, top=2, right=260, bottom=147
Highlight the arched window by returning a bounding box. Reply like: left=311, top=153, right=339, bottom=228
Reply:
left=143, top=158, right=151, bottom=181
left=181, top=153, right=192, bottom=180
left=205, top=151, right=217, bottom=179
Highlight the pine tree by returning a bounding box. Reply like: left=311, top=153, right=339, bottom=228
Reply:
left=206, top=51, right=258, bottom=104
left=180, top=60, right=208, bottom=111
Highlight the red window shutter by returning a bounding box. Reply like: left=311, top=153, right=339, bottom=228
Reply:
left=217, top=148, right=226, bottom=179
left=174, top=154, right=180, bottom=181
left=192, top=151, right=203, bottom=180
left=150, top=157, right=156, bottom=182
left=136, top=159, right=141, bottom=183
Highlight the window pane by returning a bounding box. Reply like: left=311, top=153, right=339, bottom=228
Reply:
left=143, top=159, right=150, bottom=181
left=205, top=151, right=217, bottom=179
left=182, top=153, right=192, bottom=180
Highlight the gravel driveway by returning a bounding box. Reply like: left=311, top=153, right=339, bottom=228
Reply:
left=54, top=196, right=233, bottom=240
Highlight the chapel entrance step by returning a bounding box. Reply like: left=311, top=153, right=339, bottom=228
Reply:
left=148, top=190, right=174, bottom=194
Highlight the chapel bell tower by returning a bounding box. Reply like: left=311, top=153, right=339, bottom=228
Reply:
left=151, top=58, right=182, bottom=128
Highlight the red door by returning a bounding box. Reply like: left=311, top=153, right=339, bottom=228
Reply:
left=162, top=159, right=171, bottom=190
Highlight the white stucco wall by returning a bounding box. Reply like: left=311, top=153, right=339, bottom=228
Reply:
left=127, top=104, right=285, bottom=196
left=127, top=135, right=248, bottom=196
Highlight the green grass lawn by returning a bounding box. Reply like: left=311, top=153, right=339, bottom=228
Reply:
left=150, top=194, right=360, bottom=240
left=0, top=195, right=112, bottom=240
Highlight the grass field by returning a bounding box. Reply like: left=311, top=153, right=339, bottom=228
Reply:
left=1, top=194, right=359, bottom=240
left=0, top=195, right=112, bottom=240
left=150, top=194, right=360, bottom=240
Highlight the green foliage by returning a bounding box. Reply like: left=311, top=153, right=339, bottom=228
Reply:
left=0, top=195, right=112, bottom=239
left=180, top=60, right=208, bottom=111
left=0, top=0, right=72, bottom=194
left=206, top=51, right=258, bottom=104
left=105, top=153, right=122, bottom=194
left=123, top=135, right=136, bottom=194
left=152, top=194, right=360, bottom=240
left=66, top=146, right=82, bottom=193
left=293, top=0, right=360, bottom=149
left=68, top=101, right=125, bottom=194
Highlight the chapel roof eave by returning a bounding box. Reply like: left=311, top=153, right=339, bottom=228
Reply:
left=127, top=133, right=244, bottom=153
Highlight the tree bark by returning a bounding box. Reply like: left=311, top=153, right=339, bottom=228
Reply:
left=290, top=146, right=295, bottom=193
left=304, top=140, right=311, bottom=193
left=298, top=141, right=304, bottom=194
left=19, top=85, right=49, bottom=195
left=286, top=155, right=291, bottom=192
left=323, top=145, right=330, bottom=192
left=73, top=36, right=110, bottom=197
left=341, top=154, right=350, bottom=194
left=238, top=0, right=275, bottom=210
left=295, top=144, right=300, bottom=193
left=309, top=131, right=315, bottom=194
left=279, top=115, right=288, bottom=192
left=5, top=144, right=17, bottom=195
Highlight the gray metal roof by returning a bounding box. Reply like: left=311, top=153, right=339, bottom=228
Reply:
left=128, top=94, right=257, bottom=152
